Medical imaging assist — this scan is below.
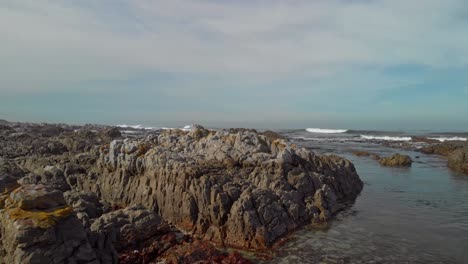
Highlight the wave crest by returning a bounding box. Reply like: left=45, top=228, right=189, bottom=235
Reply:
left=428, top=137, right=467, bottom=142
left=117, top=124, right=154, bottom=130
left=306, top=128, right=348, bottom=134
left=360, top=135, right=412, bottom=141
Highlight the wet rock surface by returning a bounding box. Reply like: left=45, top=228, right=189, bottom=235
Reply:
left=447, top=147, right=468, bottom=175
left=378, top=153, right=413, bottom=167
left=419, top=142, right=468, bottom=175
left=0, top=121, right=364, bottom=263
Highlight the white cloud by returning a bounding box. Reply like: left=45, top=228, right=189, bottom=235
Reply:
left=0, top=0, right=467, bottom=94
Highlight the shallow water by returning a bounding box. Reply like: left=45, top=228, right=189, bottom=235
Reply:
left=268, top=133, right=468, bottom=264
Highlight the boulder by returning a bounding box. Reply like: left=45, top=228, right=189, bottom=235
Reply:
left=379, top=153, right=412, bottom=167
left=448, top=147, right=468, bottom=175
left=89, top=205, right=170, bottom=264
left=0, top=184, right=98, bottom=264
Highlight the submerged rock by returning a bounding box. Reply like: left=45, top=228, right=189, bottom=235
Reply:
left=352, top=150, right=380, bottom=160
left=379, top=153, right=412, bottom=167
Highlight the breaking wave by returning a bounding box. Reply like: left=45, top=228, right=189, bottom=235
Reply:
left=360, top=135, right=412, bottom=141
left=428, top=137, right=467, bottom=142
left=306, top=128, right=348, bottom=134
left=116, top=124, right=155, bottom=130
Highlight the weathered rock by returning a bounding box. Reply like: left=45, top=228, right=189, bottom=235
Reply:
left=89, top=205, right=170, bottom=264
left=18, top=165, right=70, bottom=192
left=379, top=153, right=412, bottom=167
left=448, top=147, right=468, bottom=175
left=0, top=158, right=24, bottom=194
left=76, top=126, right=363, bottom=250
left=0, top=184, right=98, bottom=264
left=64, top=190, right=106, bottom=227
left=0, top=122, right=365, bottom=261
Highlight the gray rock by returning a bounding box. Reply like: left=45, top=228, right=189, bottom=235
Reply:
left=0, top=184, right=98, bottom=264
left=77, top=127, right=363, bottom=249
left=89, top=205, right=169, bottom=264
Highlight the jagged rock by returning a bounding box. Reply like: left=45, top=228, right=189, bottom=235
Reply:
left=448, top=147, right=468, bottom=175
left=0, top=184, right=98, bottom=264
left=0, top=122, right=365, bottom=261
left=18, top=165, right=70, bottom=192
left=64, top=190, right=105, bottom=227
left=0, top=159, right=24, bottom=192
left=77, top=127, right=363, bottom=250
left=89, top=205, right=170, bottom=264
left=379, top=153, right=412, bottom=167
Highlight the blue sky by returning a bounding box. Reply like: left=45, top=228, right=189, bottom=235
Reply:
left=1, top=0, right=467, bottom=130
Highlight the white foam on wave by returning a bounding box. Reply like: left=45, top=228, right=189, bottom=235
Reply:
left=306, top=128, right=348, bottom=134
left=428, top=137, right=467, bottom=142
left=161, top=124, right=192, bottom=132
left=360, top=135, right=412, bottom=141
left=116, top=124, right=154, bottom=130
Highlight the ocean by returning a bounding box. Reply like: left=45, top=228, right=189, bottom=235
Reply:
left=265, top=128, right=468, bottom=263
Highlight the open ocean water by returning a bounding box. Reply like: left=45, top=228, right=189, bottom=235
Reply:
left=266, top=128, right=468, bottom=264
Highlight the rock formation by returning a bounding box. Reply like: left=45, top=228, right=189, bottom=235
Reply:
left=74, top=126, right=363, bottom=249
left=447, top=147, right=468, bottom=175
left=0, top=121, right=364, bottom=263
left=0, top=184, right=98, bottom=264
left=419, top=142, right=468, bottom=175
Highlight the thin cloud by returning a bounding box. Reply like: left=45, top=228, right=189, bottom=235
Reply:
left=1, top=0, right=467, bottom=93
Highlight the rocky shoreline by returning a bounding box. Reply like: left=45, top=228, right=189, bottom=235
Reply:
left=0, top=121, right=363, bottom=263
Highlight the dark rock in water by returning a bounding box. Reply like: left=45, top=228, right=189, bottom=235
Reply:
left=448, top=147, right=468, bottom=175
left=352, top=150, right=372, bottom=156
left=352, top=151, right=380, bottom=160
left=379, top=153, right=412, bottom=167
left=420, top=142, right=466, bottom=156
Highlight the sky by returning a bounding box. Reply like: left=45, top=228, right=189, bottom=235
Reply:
left=1, top=0, right=467, bottom=130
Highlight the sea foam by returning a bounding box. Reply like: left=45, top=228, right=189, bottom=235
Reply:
left=306, top=128, right=348, bottom=134
left=360, top=135, right=412, bottom=141
left=428, top=137, right=467, bottom=142
left=116, top=124, right=154, bottom=130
